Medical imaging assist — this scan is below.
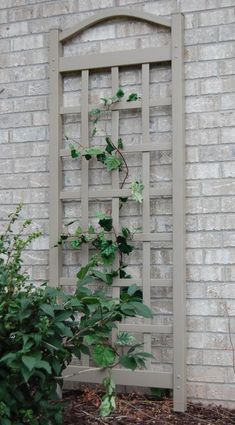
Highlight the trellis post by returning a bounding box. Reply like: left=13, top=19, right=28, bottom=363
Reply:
left=172, top=13, right=186, bottom=412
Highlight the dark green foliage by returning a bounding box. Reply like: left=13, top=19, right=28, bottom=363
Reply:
left=1, top=204, right=153, bottom=422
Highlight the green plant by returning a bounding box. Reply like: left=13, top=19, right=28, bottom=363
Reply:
left=0, top=205, right=153, bottom=424
left=60, top=88, right=153, bottom=416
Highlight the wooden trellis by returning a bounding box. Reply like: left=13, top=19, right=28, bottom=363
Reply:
left=49, top=8, right=185, bottom=412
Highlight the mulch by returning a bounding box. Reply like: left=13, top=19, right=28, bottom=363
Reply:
left=63, top=387, right=235, bottom=425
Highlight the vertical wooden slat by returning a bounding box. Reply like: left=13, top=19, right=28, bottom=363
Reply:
left=172, top=13, right=186, bottom=412
left=81, top=70, right=90, bottom=366
left=49, top=29, right=62, bottom=288
left=142, top=64, right=151, bottom=361
left=111, top=67, right=120, bottom=343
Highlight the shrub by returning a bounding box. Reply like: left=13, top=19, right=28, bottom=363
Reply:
left=0, top=205, right=153, bottom=424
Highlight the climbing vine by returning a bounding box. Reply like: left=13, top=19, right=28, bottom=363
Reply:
left=59, top=88, right=152, bottom=416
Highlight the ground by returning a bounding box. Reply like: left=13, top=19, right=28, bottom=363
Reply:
left=63, top=387, right=235, bottom=425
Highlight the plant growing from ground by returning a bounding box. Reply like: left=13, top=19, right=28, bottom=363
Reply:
left=60, top=88, right=153, bottom=416
left=0, top=203, right=153, bottom=424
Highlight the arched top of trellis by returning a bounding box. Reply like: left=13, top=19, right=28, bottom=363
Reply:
left=59, top=7, right=171, bottom=43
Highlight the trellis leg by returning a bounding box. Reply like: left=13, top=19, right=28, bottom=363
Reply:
left=111, top=67, right=120, bottom=343
left=81, top=69, right=90, bottom=366
left=172, top=13, right=186, bottom=412
left=142, top=63, right=152, bottom=363
left=49, top=29, right=62, bottom=288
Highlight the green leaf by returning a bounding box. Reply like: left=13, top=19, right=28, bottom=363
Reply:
left=51, top=358, right=62, bottom=375
left=127, top=93, right=139, bottom=102
left=119, top=355, right=137, bottom=371
left=130, top=181, right=144, bottom=203
left=127, top=284, right=139, bottom=297
left=120, top=197, right=128, bottom=203
left=91, top=127, right=97, bottom=137
left=70, top=145, right=80, bottom=158
left=104, top=156, right=122, bottom=171
left=90, top=108, right=101, bottom=116
left=116, top=88, right=125, bottom=99
left=121, top=227, right=131, bottom=239
left=40, top=304, right=55, bottom=317
left=100, top=396, right=112, bottom=417
left=99, top=217, right=112, bottom=232
left=129, top=301, right=153, bottom=318
left=55, top=322, right=73, bottom=337
left=105, top=137, right=115, bottom=154
left=84, top=147, right=105, bottom=157
left=36, top=360, right=52, bottom=374
left=117, top=236, right=134, bottom=255
left=70, top=239, right=82, bottom=249
left=21, top=365, right=32, bottom=382
left=21, top=355, right=37, bottom=372
left=92, top=270, right=113, bottom=285
left=55, top=310, right=73, bottom=322
left=117, top=138, right=124, bottom=150
left=116, top=332, right=136, bottom=346
left=92, top=344, right=116, bottom=367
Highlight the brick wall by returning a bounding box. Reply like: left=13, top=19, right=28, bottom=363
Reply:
left=0, top=0, right=235, bottom=408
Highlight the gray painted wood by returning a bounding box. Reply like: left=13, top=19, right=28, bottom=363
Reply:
left=49, top=29, right=62, bottom=288
left=172, top=13, right=186, bottom=412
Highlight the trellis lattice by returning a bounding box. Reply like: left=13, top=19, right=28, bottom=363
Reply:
left=49, top=8, right=185, bottom=412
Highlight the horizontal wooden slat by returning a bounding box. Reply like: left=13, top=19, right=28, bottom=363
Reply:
left=63, top=366, right=173, bottom=388
left=60, top=186, right=172, bottom=200
left=60, top=277, right=172, bottom=287
left=60, top=97, right=172, bottom=115
left=60, top=142, right=171, bottom=158
left=59, top=46, right=171, bottom=72
left=133, top=232, right=172, bottom=242
left=119, top=324, right=172, bottom=333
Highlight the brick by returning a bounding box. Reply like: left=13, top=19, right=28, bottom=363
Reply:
left=199, top=8, right=235, bottom=26
left=185, top=27, right=218, bottom=45
left=205, top=248, right=235, bottom=264
left=186, top=128, right=219, bottom=146
left=187, top=366, right=225, bottom=383
left=79, top=0, right=114, bottom=11
left=187, top=383, right=206, bottom=399
left=219, top=23, right=235, bottom=41
left=181, top=0, right=218, bottom=11
left=8, top=4, right=43, bottom=21
left=185, top=61, right=218, bottom=79
left=199, top=145, right=235, bottom=162
left=221, top=197, right=235, bottom=212
left=14, top=96, right=48, bottom=112
left=223, top=231, right=235, bottom=246
left=221, top=162, right=235, bottom=177
left=187, top=163, right=220, bottom=180
left=186, top=232, right=222, bottom=248
left=206, top=384, right=235, bottom=401
left=219, top=58, right=235, bottom=75
left=202, top=180, right=235, bottom=196
left=14, top=157, right=48, bottom=173
left=144, top=0, right=176, bottom=15
left=200, top=76, right=235, bottom=94
left=32, top=111, right=49, bottom=126
left=203, top=350, right=233, bottom=367
left=198, top=42, right=235, bottom=60
left=186, top=95, right=219, bottom=113
left=221, top=127, right=235, bottom=144
left=42, top=1, right=78, bottom=17
left=0, top=21, right=28, bottom=38
left=12, top=126, right=48, bottom=143
left=11, top=34, right=45, bottom=51
left=187, top=265, right=223, bottom=282
left=221, top=93, right=235, bottom=110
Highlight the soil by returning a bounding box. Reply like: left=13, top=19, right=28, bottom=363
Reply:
left=63, top=387, right=235, bottom=425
